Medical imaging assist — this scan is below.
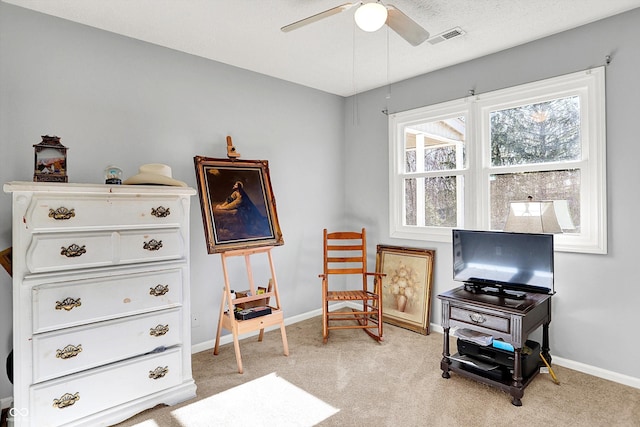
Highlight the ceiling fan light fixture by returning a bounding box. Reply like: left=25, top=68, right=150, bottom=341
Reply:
left=354, top=2, right=388, bottom=32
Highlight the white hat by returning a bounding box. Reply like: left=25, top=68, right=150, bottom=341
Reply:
left=123, top=164, right=187, bottom=187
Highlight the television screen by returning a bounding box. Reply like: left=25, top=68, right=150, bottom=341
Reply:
left=452, top=229, right=554, bottom=296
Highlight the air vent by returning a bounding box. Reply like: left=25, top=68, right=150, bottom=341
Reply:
left=427, top=27, right=466, bottom=45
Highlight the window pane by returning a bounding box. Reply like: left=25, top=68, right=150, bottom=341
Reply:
left=404, top=178, right=416, bottom=225
left=490, top=169, right=580, bottom=232
left=424, top=176, right=458, bottom=227
left=404, top=116, right=465, bottom=173
left=424, top=145, right=458, bottom=172
left=404, top=177, right=460, bottom=227
left=405, top=149, right=416, bottom=173
left=490, top=96, right=581, bottom=166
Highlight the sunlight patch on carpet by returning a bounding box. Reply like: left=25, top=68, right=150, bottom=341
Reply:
left=171, top=372, right=339, bottom=426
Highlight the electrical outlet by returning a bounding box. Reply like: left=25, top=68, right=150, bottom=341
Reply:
left=191, top=314, right=200, bottom=328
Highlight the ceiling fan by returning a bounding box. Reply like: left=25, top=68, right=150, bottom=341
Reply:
left=280, top=1, right=430, bottom=47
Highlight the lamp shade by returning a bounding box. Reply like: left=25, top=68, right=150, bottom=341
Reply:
left=503, top=199, right=562, bottom=234
left=354, top=2, right=388, bottom=32
left=552, top=200, right=575, bottom=230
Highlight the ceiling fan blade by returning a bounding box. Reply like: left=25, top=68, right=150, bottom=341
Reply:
left=386, top=4, right=430, bottom=46
left=281, top=3, right=358, bottom=33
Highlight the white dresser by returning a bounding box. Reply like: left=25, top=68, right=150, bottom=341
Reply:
left=4, top=182, right=197, bottom=427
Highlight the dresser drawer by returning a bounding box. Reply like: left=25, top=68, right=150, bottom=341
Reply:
left=26, top=228, right=184, bottom=273
left=30, top=347, right=183, bottom=427
left=33, top=308, right=182, bottom=383
left=32, top=268, right=183, bottom=333
left=119, top=229, right=185, bottom=264
left=25, top=194, right=185, bottom=231
left=449, top=305, right=511, bottom=334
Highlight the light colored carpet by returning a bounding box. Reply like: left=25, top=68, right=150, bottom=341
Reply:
left=115, top=314, right=640, bottom=427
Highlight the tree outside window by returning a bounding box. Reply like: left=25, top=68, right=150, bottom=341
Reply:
left=488, top=96, right=581, bottom=232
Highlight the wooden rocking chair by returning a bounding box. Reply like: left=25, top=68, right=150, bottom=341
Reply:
left=319, top=228, right=385, bottom=343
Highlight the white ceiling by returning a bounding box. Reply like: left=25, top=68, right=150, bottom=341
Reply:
left=4, top=0, right=640, bottom=97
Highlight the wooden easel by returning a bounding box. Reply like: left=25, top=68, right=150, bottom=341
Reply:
left=213, top=246, right=289, bottom=373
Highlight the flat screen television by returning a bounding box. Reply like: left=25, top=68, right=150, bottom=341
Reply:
left=452, top=229, right=554, bottom=298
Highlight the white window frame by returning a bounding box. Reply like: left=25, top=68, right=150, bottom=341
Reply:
left=388, top=98, right=471, bottom=242
left=389, top=67, right=607, bottom=254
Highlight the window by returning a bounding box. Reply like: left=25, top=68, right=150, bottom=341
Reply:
left=389, top=68, right=606, bottom=253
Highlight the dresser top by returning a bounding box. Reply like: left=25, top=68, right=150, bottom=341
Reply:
left=4, top=181, right=196, bottom=196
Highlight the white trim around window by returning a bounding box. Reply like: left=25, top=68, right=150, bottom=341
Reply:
left=389, top=67, right=607, bottom=254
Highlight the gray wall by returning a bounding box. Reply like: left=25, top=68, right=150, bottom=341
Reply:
left=2, top=0, right=639, bottom=405
left=345, top=8, right=640, bottom=380
left=0, top=2, right=345, bottom=401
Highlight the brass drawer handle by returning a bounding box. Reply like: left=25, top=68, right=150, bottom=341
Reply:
left=49, top=207, right=75, bottom=220
left=53, top=392, right=80, bottom=409
left=149, top=366, right=169, bottom=380
left=56, top=344, right=83, bottom=359
left=56, top=297, right=82, bottom=311
left=143, top=239, right=163, bottom=251
left=150, top=324, right=169, bottom=337
left=150, top=284, right=169, bottom=296
left=61, top=244, right=86, bottom=257
left=151, top=206, right=171, bottom=218
left=469, top=313, right=486, bottom=324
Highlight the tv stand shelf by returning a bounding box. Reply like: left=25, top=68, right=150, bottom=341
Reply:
left=438, top=286, right=552, bottom=406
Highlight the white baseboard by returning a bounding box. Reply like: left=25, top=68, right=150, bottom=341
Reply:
left=429, top=323, right=640, bottom=390
left=551, top=355, right=640, bottom=389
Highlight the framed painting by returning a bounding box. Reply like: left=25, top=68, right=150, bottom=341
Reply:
left=375, top=245, right=435, bottom=335
left=0, top=247, right=11, bottom=277
left=194, top=156, right=284, bottom=254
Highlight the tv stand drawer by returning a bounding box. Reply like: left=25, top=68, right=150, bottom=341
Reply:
left=449, top=306, right=510, bottom=334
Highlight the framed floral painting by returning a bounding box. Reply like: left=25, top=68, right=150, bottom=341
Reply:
left=375, top=245, right=435, bottom=335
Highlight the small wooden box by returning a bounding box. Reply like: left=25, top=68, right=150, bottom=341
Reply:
left=235, top=287, right=268, bottom=309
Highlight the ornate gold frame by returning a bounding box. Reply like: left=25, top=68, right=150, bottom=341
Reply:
left=376, top=245, right=435, bottom=335
left=194, top=156, right=284, bottom=254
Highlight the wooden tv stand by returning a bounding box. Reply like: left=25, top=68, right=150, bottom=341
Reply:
left=438, top=286, right=552, bottom=406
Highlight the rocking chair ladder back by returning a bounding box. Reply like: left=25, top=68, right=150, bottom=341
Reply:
left=319, top=228, right=385, bottom=343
